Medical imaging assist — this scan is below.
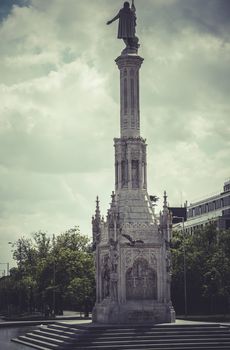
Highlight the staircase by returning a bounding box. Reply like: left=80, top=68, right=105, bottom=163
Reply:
left=12, top=322, right=230, bottom=350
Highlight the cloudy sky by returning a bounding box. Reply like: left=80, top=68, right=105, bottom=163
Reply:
left=0, top=0, right=229, bottom=268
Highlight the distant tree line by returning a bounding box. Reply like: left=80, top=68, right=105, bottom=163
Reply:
left=171, top=224, right=230, bottom=315
left=0, top=227, right=95, bottom=318
left=0, top=223, right=229, bottom=318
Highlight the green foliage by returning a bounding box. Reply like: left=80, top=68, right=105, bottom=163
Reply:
left=0, top=227, right=95, bottom=316
left=171, top=224, right=230, bottom=315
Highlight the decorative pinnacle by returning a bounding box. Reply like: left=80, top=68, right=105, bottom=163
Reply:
left=163, top=191, right=168, bottom=210
left=111, top=191, right=116, bottom=204
left=95, top=196, right=101, bottom=219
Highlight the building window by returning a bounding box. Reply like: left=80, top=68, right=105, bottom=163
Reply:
left=208, top=202, right=215, bottom=212
left=223, top=196, right=230, bottom=207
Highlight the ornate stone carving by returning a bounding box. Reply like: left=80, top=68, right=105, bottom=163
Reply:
left=133, top=248, right=145, bottom=260
left=109, top=239, right=119, bottom=301
left=110, top=272, right=118, bottom=301
left=126, top=258, right=157, bottom=300
left=125, top=249, right=133, bottom=269
left=150, top=251, right=157, bottom=268
left=102, top=254, right=110, bottom=299
left=110, top=240, right=119, bottom=272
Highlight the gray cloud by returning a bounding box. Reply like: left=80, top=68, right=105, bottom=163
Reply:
left=140, top=0, right=230, bottom=41
left=0, top=0, right=229, bottom=266
left=0, top=0, right=29, bottom=21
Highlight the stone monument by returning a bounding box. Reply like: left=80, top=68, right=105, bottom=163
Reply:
left=92, top=0, right=175, bottom=324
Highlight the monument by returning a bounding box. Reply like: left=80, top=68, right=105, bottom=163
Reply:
left=92, top=1, right=175, bottom=324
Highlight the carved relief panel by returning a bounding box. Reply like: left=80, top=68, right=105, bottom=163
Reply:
left=101, top=254, right=110, bottom=300
left=122, top=247, right=159, bottom=301
left=126, top=258, right=157, bottom=300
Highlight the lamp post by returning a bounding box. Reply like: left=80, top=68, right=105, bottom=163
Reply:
left=52, top=234, right=56, bottom=317
left=0, top=263, right=9, bottom=276
left=0, top=269, right=5, bottom=277
left=173, top=216, right=187, bottom=317
left=52, top=259, right=56, bottom=317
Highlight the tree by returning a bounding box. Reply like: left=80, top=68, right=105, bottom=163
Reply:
left=171, top=224, right=230, bottom=315
left=0, top=227, right=95, bottom=317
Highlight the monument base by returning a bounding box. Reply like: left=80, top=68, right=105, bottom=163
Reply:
left=92, top=299, right=175, bottom=324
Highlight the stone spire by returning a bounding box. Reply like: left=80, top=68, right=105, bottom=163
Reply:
left=95, top=196, right=101, bottom=219
left=92, top=196, right=101, bottom=246
left=163, top=190, right=168, bottom=210
left=161, top=190, right=172, bottom=243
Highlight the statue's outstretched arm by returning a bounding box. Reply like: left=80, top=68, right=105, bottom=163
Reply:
left=106, top=13, right=119, bottom=25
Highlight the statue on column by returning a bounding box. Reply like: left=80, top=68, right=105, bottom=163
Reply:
left=110, top=239, right=119, bottom=301
left=107, top=1, right=139, bottom=53
left=102, top=255, right=110, bottom=299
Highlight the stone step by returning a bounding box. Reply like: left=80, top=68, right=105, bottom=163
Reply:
left=24, top=332, right=68, bottom=346
left=51, top=324, right=225, bottom=334
left=26, top=331, right=71, bottom=346
left=83, top=334, right=230, bottom=342
left=34, top=329, right=76, bottom=342
left=35, top=325, right=230, bottom=349
left=12, top=335, right=60, bottom=349
left=56, top=327, right=229, bottom=336
left=11, top=337, right=52, bottom=350
left=73, top=340, right=230, bottom=350
left=80, top=337, right=230, bottom=346
left=48, top=324, right=87, bottom=334
left=48, top=325, right=229, bottom=338
left=11, top=323, right=230, bottom=350
left=55, top=322, right=221, bottom=330
left=44, top=329, right=229, bottom=339
left=53, top=324, right=227, bottom=335
left=73, top=329, right=230, bottom=336
left=73, top=345, right=230, bottom=350
left=41, top=326, right=77, bottom=337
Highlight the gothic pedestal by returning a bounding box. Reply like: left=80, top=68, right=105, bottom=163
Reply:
left=93, top=300, right=175, bottom=324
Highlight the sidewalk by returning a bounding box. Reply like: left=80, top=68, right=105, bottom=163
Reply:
left=0, top=311, right=92, bottom=328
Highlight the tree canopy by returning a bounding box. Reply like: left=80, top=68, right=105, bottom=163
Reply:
left=171, top=224, right=230, bottom=315
left=0, top=227, right=95, bottom=317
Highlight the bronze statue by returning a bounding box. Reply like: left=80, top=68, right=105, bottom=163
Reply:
left=107, top=1, right=139, bottom=53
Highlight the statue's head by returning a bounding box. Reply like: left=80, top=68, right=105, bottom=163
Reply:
left=124, top=1, right=130, bottom=8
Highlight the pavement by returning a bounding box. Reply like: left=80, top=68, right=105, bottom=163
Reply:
left=0, top=311, right=91, bottom=328
left=0, top=311, right=229, bottom=328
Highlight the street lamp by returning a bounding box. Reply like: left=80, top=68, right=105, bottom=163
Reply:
left=52, top=234, right=56, bottom=317
left=0, top=269, right=6, bottom=277
left=0, top=263, right=9, bottom=276
left=173, top=216, right=187, bottom=317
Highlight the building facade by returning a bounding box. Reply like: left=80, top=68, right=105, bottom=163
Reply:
left=175, top=179, right=230, bottom=234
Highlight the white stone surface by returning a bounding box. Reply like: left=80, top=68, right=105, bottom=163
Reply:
left=92, top=52, right=175, bottom=324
